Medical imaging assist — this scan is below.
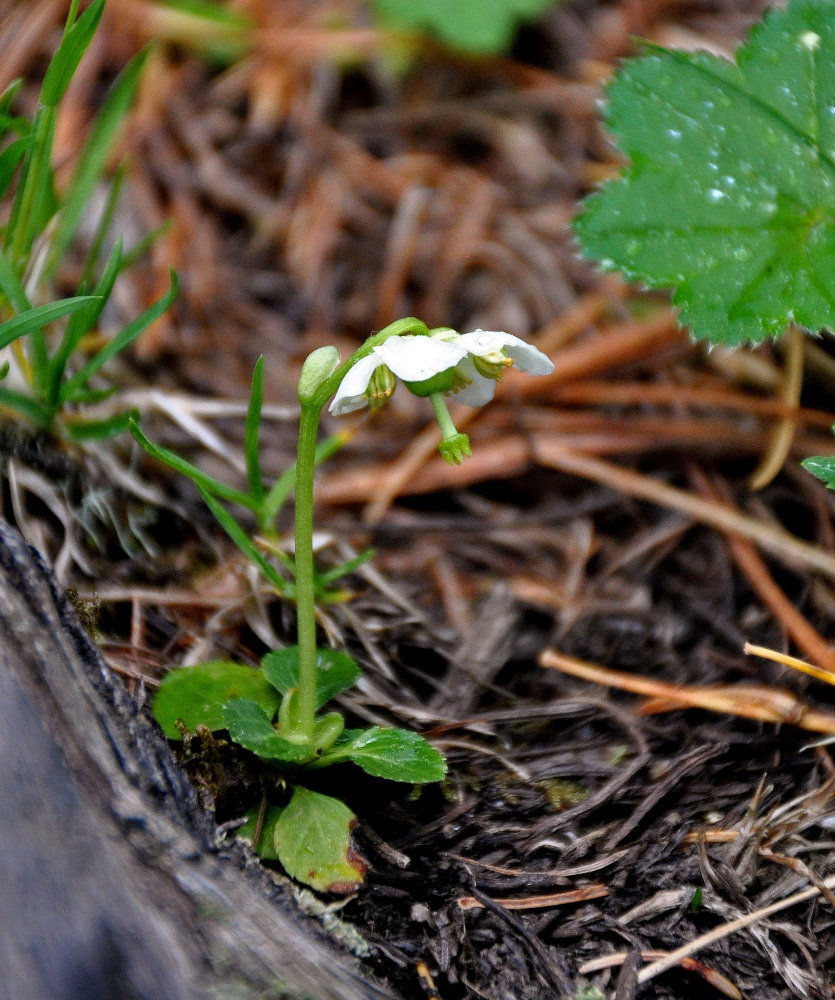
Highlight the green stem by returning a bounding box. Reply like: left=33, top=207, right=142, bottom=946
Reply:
left=429, top=392, right=457, bottom=438
left=289, top=316, right=429, bottom=741
left=292, top=401, right=321, bottom=743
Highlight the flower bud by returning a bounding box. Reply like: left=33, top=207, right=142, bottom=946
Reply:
left=298, top=345, right=340, bottom=403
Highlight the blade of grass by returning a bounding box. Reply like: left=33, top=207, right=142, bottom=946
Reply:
left=0, top=137, right=29, bottom=201
left=245, top=356, right=265, bottom=504
left=80, top=162, right=125, bottom=286
left=260, top=432, right=346, bottom=528
left=65, top=409, right=139, bottom=440
left=129, top=418, right=256, bottom=510
left=47, top=239, right=124, bottom=409
left=61, top=271, right=178, bottom=402
left=0, top=296, right=99, bottom=352
left=41, top=0, right=105, bottom=108
left=0, top=385, right=50, bottom=425
left=0, top=246, right=31, bottom=314
left=197, top=485, right=289, bottom=594
left=48, top=48, right=149, bottom=275
left=316, top=548, right=375, bottom=586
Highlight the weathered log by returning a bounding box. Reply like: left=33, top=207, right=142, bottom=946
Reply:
left=0, top=518, right=393, bottom=1000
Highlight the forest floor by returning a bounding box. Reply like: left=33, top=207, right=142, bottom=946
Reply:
left=5, top=1, right=835, bottom=998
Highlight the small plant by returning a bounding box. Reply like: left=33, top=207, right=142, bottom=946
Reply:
left=0, top=0, right=176, bottom=441
left=147, top=317, right=553, bottom=891
left=572, top=0, right=835, bottom=489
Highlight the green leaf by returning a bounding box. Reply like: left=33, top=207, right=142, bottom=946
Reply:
left=47, top=240, right=125, bottom=408
left=802, top=453, right=835, bottom=487
left=273, top=787, right=367, bottom=893
left=196, top=485, right=290, bottom=594
left=237, top=803, right=284, bottom=861
left=41, top=0, right=105, bottom=107
left=61, top=271, right=179, bottom=401
left=244, top=356, right=264, bottom=504
left=373, top=0, right=558, bottom=54
left=573, top=0, right=835, bottom=345
left=321, top=726, right=447, bottom=782
left=0, top=295, right=98, bottom=351
left=50, top=48, right=149, bottom=272
left=63, top=408, right=139, bottom=441
left=261, top=646, right=361, bottom=709
left=0, top=137, right=29, bottom=201
left=152, top=660, right=281, bottom=739
left=129, top=419, right=255, bottom=509
left=222, top=699, right=312, bottom=763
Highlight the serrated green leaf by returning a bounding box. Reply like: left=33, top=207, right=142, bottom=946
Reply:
left=222, top=699, right=312, bottom=763
left=373, top=0, right=557, bottom=54
left=274, top=787, right=366, bottom=893
left=237, top=803, right=284, bottom=861
left=152, top=660, right=281, bottom=739
left=802, top=453, right=835, bottom=486
left=261, top=646, right=361, bottom=709
left=319, top=726, right=447, bottom=782
left=574, top=0, right=835, bottom=345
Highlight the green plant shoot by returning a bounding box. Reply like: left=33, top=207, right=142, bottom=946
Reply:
left=151, top=318, right=553, bottom=892
left=0, top=0, right=173, bottom=440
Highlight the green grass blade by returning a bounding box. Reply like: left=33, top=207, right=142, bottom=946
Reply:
left=47, top=239, right=124, bottom=409
left=196, top=485, right=288, bottom=594
left=129, top=418, right=256, bottom=509
left=0, top=246, right=31, bottom=314
left=245, top=356, right=265, bottom=504
left=41, top=0, right=105, bottom=107
left=61, top=271, right=178, bottom=402
left=260, top=432, right=346, bottom=528
left=64, top=408, right=139, bottom=440
left=80, top=162, right=125, bottom=286
left=49, top=47, right=149, bottom=274
left=0, top=79, right=23, bottom=118
left=317, top=548, right=375, bottom=586
left=5, top=105, right=56, bottom=272
left=0, top=137, right=29, bottom=201
left=0, top=385, right=50, bottom=426
left=0, top=295, right=99, bottom=351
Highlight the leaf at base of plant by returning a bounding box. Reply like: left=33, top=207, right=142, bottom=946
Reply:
left=262, top=646, right=361, bottom=709
left=222, top=699, right=313, bottom=763
left=332, top=726, right=447, bottom=782
left=274, top=787, right=367, bottom=893
left=152, top=660, right=281, bottom=739
left=237, top=803, right=284, bottom=862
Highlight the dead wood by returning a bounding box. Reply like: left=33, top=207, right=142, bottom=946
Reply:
left=0, top=518, right=393, bottom=1000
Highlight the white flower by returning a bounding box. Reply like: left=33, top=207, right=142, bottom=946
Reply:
left=451, top=330, right=554, bottom=406
left=328, top=329, right=553, bottom=416
left=329, top=335, right=467, bottom=415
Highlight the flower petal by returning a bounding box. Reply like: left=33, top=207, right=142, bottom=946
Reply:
left=328, top=354, right=378, bottom=415
left=448, top=358, right=496, bottom=406
left=457, top=330, right=554, bottom=375
left=374, top=335, right=466, bottom=382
